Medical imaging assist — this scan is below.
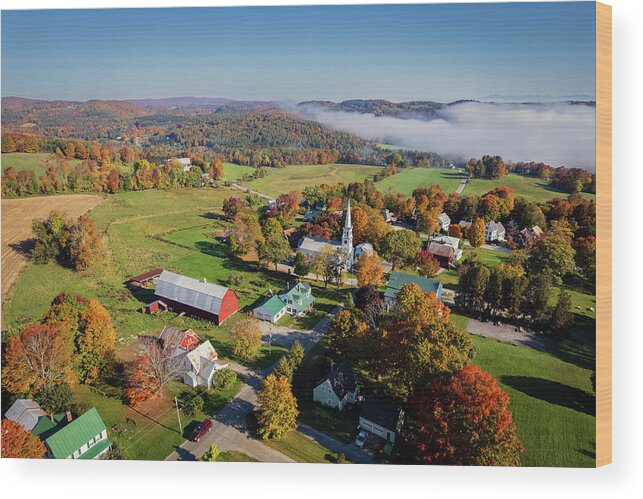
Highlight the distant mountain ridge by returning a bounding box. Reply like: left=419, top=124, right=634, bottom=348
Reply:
left=297, top=98, right=595, bottom=120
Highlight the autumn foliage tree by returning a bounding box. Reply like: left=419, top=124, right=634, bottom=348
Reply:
left=409, top=365, right=523, bottom=466
left=355, top=251, right=384, bottom=287
left=467, top=217, right=486, bottom=248
left=66, top=216, right=103, bottom=271
left=415, top=250, right=441, bottom=278
left=123, top=336, right=186, bottom=405
left=1, top=324, right=75, bottom=395
left=256, top=374, right=299, bottom=440
left=43, top=293, right=116, bottom=383
left=1, top=419, right=47, bottom=459
left=230, top=315, right=262, bottom=360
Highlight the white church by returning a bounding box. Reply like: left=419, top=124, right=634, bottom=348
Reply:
left=296, top=198, right=373, bottom=270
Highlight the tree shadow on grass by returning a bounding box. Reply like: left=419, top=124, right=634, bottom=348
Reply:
left=9, top=238, right=36, bottom=257
left=501, top=375, right=595, bottom=416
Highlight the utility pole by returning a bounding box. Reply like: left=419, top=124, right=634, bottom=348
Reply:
left=174, top=396, right=183, bottom=434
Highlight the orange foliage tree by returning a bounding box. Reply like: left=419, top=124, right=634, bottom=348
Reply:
left=1, top=419, right=47, bottom=458
left=1, top=324, right=75, bottom=395
left=409, top=365, right=523, bottom=466
left=355, top=251, right=384, bottom=287
left=43, top=293, right=116, bottom=383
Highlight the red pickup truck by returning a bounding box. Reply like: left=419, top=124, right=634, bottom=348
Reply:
left=190, top=419, right=213, bottom=442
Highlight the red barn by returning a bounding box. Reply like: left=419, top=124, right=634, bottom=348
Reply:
left=427, top=242, right=456, bottom=269
left=153, top=270, right=238, bottom=326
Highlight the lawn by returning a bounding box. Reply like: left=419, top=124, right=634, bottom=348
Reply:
left=1, top=152, right=82, bottom=176
left=463, top=173, right=596, bottom=203
left=472, top=336, right=595, bottom=467
left=375, top=167, right=463, bottom=196
left=240, top=163, right=381, bottom=197
left=222, top=162, right=256, bottom=182
left=217, top=451, right=259, bottom=462
left=262, top=429, right=342, bottom=463
left=73, top=379, right=242, bottom=461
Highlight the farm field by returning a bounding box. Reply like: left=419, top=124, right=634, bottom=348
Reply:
left=1, top=152, right=83, bottom=176
left=1, top=193, right=103, bottom=306
left=376, top=167, right=463, bottom=196
left=240, top=163, right=380, bottom=197
left=464, top=173, right=596, bottom=203
left=222, top=162, right=256, bottom=182
left=472, top=336, right=595, bottom=467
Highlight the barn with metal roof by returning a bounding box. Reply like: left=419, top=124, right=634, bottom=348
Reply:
left=153, top=270, right=238, bottom=325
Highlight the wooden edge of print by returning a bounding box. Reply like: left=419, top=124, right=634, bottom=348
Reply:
left=595, top=1, right=612, bottom=467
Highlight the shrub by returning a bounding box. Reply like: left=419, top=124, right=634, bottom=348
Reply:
left=213, top=368, right=238, bottom=390
left=184, top=395, right=204, bottom=417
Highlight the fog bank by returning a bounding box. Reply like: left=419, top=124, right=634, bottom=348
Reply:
left=298, top=101, right=596, bottom=170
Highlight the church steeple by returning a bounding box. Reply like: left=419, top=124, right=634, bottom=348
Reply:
left=342, top=197, right=354, bottom=269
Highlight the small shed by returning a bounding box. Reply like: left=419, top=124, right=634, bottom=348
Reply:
left=130, top=268, right=164, bottom=288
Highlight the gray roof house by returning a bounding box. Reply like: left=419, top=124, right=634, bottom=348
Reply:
left=313, top=361, right=360, bottom=411
left=359, top=397, right=404, bottom=445
left=179, top=340, right=229, bottom=389
left=438, top=212, right=451, bottom=231
left=485, top=221, right=506, bottom=242
left=4, top=399, right=47, bottom=432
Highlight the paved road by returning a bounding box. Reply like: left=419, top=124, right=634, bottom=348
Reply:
left=166, top=308, right=339, bottom=462
left=455, top=177, right=468, bottom=195
left=227, top=181, right=276, bottom=203
left=298, top=423, right=376, bottom=464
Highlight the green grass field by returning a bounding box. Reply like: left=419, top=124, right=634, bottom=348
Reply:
left=376, top=168, right=463, bottom=196
left=262, top=429, right=342, bottom=463
left=472, top=336, right=595, bottom=467
left=464, top=173, right=596, bottom=203
left=222, top=162, right=256, bottom=182
left=1, top=152, right=82, bottom=176
left=239, top=163, right=381, bottom=197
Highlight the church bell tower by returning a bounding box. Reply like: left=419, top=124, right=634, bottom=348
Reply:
left=342, top=198, right=354, bottom=269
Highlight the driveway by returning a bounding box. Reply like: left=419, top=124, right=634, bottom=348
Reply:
left=298, top=423, right=376, bottom=464
left=455, top=177, right=467, bottom=194
left=257, top=321, right=321, bottom=351
left=467, top=318, right=545, bottom=351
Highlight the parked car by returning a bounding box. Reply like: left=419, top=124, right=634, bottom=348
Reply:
left=191, top=419, right=213, bottom=442
left=355, top=430, right=367, bottom=448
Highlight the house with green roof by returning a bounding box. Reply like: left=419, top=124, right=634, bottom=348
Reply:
left=384, top=271, right=443, bottom=304
left=44, top=407, right=112, bottom=460
left=253, top=295, right=288, bottom=323
left=253, top=282, right=315, bottom=323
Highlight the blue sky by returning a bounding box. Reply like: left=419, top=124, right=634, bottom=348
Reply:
left=1, top=3, right=596, bottom=102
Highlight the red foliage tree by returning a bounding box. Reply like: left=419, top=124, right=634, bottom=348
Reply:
left=415, top=249, right=441, bottom=278
left=409, top=365, right=523, bottom=466
left=1, top=419, right=47, bottom=458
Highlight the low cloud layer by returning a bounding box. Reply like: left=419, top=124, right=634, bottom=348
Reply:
left=298, top=101, right=596, bottom=170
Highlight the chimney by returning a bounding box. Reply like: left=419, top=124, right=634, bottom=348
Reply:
left=65, top=411, right=73, bottom=423
left=50, top=414, right=54, bottom=422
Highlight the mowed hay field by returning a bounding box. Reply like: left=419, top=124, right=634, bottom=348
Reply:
left=472, top=336, right=596, bottom=467
left=240, top=163, right=381, bottom=197
left=376, top=167, right=464, bottom=196
left=464, top=173, right=596, bottom=203
left=1, top=152, right=82, bottom=176
left=1, top=194, right=103, bottom=304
